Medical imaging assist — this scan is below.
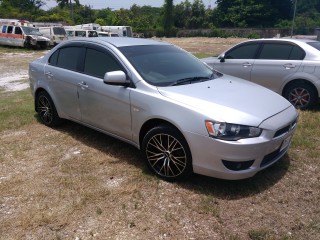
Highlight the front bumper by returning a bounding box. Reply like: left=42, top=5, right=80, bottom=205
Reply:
left=185, top=106, right=298, bottom=180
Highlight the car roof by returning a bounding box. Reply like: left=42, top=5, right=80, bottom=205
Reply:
left=62, top=37, right=171, bottom=48
left=244, top=38, right=318, bottom=44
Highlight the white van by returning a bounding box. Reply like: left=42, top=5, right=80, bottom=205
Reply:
left=65, top=29, right=98, bottom=38
left=0, top=19, right=50, bottom=49
left=97, top=31, right=119, bottom=37
left=38, top=26, right=67, bottom=46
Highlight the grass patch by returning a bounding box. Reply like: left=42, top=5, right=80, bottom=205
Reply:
left=0, top=89, right=35, bottom=131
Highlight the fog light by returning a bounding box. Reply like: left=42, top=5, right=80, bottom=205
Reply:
left=222, top=160, right=254, bottom=171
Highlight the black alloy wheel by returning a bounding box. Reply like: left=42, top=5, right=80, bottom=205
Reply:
left=36, top=91, right=61, bottom=127
left=142, top=125, right=193, bottom=181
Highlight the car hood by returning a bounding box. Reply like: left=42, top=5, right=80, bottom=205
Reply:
left=201, top=56, right=219, bottom=64
left=157, top=75, right=292, bottom=126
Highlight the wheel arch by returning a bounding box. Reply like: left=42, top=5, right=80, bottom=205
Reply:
left=282, top=79, right=318, bottom=98
left=139, top=118, right=187, bottom=149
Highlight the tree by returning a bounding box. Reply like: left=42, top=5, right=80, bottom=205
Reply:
left=215, top=0, right=293, bottom=27
left=163, top=0, right=174, bottom=36
left=0, top=0, right=45, bottom=19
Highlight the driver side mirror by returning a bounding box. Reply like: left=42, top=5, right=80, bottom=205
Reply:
left=219, top=54, right=225, bottom=63
left=103, top=71, right=130, bottom=87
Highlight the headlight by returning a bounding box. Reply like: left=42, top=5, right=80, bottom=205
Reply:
left=205, top=120, right=262, bottom=141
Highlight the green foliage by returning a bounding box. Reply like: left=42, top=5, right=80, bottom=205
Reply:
left=163, top=0, right=174, bottom=37
left=0, top=0, right=319, bottom=38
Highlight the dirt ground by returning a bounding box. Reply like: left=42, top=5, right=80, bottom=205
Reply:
left=0, top=38, right=319, bottom=240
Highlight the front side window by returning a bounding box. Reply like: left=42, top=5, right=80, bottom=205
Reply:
left=14, top=27, right=22, bottom=35
left=84, top=48, right=123, bottom=78
left=225, top=43, right=260, bottom=59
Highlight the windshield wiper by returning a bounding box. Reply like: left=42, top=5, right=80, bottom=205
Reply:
left=170, top=76, right=212, bottom=86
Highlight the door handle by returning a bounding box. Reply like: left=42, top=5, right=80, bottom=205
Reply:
left=45, top=71, right=53, bottom=77
left=242, top=62, right=252, bottom=67
left=78, top=81, right=88, bottom=88
left=283, top=63, right=295, bottom=69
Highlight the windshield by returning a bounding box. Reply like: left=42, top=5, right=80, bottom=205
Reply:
left=21, top=26, right=42, bottom=36
left=119, top=45, right=215, bottom=86
left=307, top=41, right=320, bottom=51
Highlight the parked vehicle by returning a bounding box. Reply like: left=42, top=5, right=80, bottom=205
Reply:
left=65, top=28, right=98, bottom=38
left=97, top=31, right=119, bottom=37
left=202, top=38, right=320, bottom=109
left=99, top=26, right=133, bottom=37
left=38, top=26, right=67, bottom=46
left=0, top=19, right=50, bottom=49
left=29, top=37, right=298, bottom=181
left=70, top=23, right=133, bottom=37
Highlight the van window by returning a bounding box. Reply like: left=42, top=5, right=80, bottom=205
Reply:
left=14, top=27, right=22, bottom=35
left=1, top=25, right=7, bottom=33
left=75, top=31, right=86, bottom=37
left=7, top=26, right=13, bottom=34
left=84, top=48, right=122, bottom=78
left=53, top=27, right=66, bottom=35
left=66, top=31, right=74, bottom=37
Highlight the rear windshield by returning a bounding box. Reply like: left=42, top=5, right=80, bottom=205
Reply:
left=307, top=41, right=320, bottom=51
left=53, top=27, right=66, bottom=35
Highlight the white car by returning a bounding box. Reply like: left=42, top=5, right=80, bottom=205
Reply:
left=202, top=38, right=320, bottom=109
left=29, top=37, right=298, bottom=181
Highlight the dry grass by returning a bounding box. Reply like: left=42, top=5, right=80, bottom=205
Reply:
left=0, top=38, right=319, bottom=240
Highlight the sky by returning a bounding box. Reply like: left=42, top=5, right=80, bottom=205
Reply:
left=42, top=0, right=216, bottom=10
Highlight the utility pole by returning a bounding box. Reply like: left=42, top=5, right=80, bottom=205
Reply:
left=291, top=0, right=297, bottom=38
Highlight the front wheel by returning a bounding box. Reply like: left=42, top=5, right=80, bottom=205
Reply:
left=142, top=125, right=193, bottom=181
left=283, top=83, right=317, bottom=110
left=36, top=91, right=62, bottom=127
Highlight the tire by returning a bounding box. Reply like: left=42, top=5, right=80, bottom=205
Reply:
left=142, top=125, right=193, bottom=181
left=36, top=91, right=62, bottom=127
left=283, top=82, right=317, bottom=110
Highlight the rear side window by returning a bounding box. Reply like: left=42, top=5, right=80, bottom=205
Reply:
left=259, top=43, right=305, bottom=60
left=84, top=48, right=123, bottom=78
left=225, top=43, right=260, bottom=59
left=48, top=47, right=82, bottom=71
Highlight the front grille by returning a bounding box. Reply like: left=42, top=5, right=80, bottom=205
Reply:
left=273, top=118, right=298, bottom=138
left=260, top=148, right=286, bottom=167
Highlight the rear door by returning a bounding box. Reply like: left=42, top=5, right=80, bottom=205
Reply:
left=213, top=42, right=260, bottom=80
left=44, top=44, right=84, bottom=120
left=250, top=42, right=304, bottom=93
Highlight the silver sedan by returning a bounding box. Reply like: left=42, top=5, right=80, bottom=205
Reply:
left=29, top=37, right=298, bottom=181
left=202, top=38, right=320, bottom=109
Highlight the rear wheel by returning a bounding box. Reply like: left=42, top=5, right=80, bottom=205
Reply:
left=284, top=82, right=317, bottom=110
left=36, top=91, right=62, bottom=127
left=142, top=125, right=193, bottom=181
